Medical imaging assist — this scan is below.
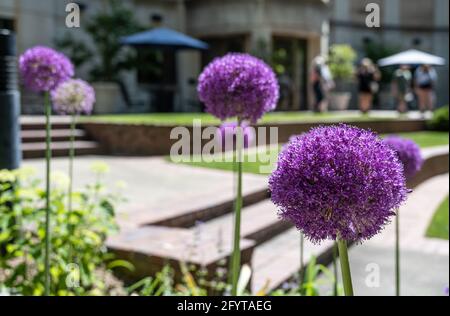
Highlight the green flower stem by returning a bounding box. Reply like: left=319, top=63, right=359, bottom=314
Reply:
left=299, top=232, right=304, bottom=294
left=44, top=92, right=52, bottom=296
left=337, top=238, right=354, bottom=296
left=68, top=115, right=76, bottom=213
left=333, top=241, right=339, bottom=296
left=231, top=118, right=243, bottom=296
left=395, top=210, right=400, bottom=296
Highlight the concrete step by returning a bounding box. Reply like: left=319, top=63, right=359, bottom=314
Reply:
left=22, top=141, right=102, bottom=159
left=108, top=199, right=292, bottom=285
left=251, top=228, right=334, bottom=293
left=21, top=129, right=88, bottom=143
left=201, top=199, right=292, bottom=246
left=20, top=116, right=77, bottom=130
left=151, top=188, right=270, bottom=228
left=107, top=225, right=255, bottom=283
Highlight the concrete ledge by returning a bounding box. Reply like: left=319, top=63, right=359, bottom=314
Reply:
left=409, top=146, right=449, bottom=189
left=82, top=119, right=427, bottom=156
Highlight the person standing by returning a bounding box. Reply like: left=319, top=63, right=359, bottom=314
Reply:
left=414, top=64, right=438, bottom=114
left=357, top=58, right=380, bottom=114
left=393, top=65, right=413, bottom=114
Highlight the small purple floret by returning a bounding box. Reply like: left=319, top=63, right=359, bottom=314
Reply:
left=384, top=136, right=424, bottom=180
left=51, top=79, right=95, bottom=115
left=19, top=46, right=74, bottom=92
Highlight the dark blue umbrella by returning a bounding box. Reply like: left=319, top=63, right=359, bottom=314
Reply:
left=120, top=27, right=209, bottom=50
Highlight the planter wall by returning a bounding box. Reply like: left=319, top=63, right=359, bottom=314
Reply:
left=83, top=119, right=427, bottom=156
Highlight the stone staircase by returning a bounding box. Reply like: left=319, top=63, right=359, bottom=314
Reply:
left=107, top=187, right=335, bottom=291
left=106, top=146, right=449, bottom=293
left=20, top=116, right=102, bottom=159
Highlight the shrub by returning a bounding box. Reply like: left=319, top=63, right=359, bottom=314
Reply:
left=328, top=45, right=357, bottom=82
left=427, top=105, right=449, bottom=131
left=0, top=165, right=127, bottom=296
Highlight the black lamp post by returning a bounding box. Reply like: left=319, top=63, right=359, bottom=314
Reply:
left=0, top=29, right=21, bottom=170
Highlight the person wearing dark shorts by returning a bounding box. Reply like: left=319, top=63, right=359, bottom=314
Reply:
left=357, top=58, right=380, bottom=114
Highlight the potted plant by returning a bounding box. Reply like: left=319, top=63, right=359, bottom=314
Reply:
left=56, top=0, right=142, bottom=114
left=328, top=44, right=357, bottom=111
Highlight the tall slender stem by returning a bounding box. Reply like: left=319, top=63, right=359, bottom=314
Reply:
left=68, top=115, right=76, bottom=213
left=337, top=238, right=354, bottom=296
left=333, top=241, right=339, bottom=296
left=299, top=232, right=304, bottom=294
left=231, top=118, right=243, bottom=296
left=44, top=92, right=52, bottom=296
left=395, top=210, right=400, bottom=296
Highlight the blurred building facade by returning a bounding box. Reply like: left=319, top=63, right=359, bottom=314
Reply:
left=0, top=0, right=448, bottom=113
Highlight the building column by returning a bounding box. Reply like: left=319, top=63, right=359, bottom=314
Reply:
left=250, top=0, right=272, bottom=59
left=433, top=0, right=449, bottom=106
left=382, top=0, right=401, bottom=44
left=176, top=0, right=201, bottom=112
left=331, top=0, right=350, bottom=44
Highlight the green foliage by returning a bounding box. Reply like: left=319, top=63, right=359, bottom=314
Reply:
left=0, top=165, right=126, bottom=296
left=426, top=196, right=449, bottom=240
left=130, top=257, right=339, bottom=296
left=427, top=105, right=450, bottom=131
left=328, top=45, right=357, bottom=82
left=55, top=0, right=145, bottom=82
left=271, top=256, right=341, bottom=296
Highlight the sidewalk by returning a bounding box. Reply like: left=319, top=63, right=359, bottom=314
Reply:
left=322, top=173, right=449, bottom=296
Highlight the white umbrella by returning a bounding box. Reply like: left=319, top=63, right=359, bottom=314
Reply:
left=378, top=49, right=446, bottom=67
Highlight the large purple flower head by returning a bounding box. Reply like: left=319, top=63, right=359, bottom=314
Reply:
left=384, top=136, right=424, bottom=180
left=19, top=46, right=74, bottom=92
left=216, top=122, right=255, bottom=150
left=198, top=53, right=279, bottom=123
left=51, top=79, right=95, bottom=115
left=269, top=125, right=408, bottom=243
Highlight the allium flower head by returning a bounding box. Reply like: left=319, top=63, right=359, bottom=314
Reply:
left=384, top=136, right=423, bottom=180
left=198, top=53, right=279, bottom=123
left=19, top=46, right=74, bottom=92
left=269, top=125, right=408, bottom=243
left=51, top=79, right=95, bottom=115
left=217, top=122, right=255, bottom=150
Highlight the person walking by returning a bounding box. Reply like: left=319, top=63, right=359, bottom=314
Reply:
left=310, top=56, right=334, bottom=113
left=414, top=64, right=438, bottom=114
left=393, top=65, right=413, bottom=114
left=357, top=58, right=380, bottom=114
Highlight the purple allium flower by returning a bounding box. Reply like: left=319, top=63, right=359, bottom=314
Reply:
left=51, top=79, right=95, bottom=115
left=384, top=136, right=424, bottom=180
left=216, top=122, right=255, bottom=150
left=19, top=46, right=74, bottom=92
left=269, top=125, right=408, bottom=243
left=197, top=53, right=279, bottom=123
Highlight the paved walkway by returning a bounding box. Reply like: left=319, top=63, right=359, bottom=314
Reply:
left=24, top=155, right=268, bottom=229
left=319, top=173, right=449, bottom=296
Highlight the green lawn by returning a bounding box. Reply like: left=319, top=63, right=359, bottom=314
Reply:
left=426, top=196, right=449, bottom=240
left=84, top=112, right=394, bottom=126
left=172, top=131, right=449, bottom=175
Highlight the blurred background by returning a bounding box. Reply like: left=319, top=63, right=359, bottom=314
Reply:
left=1, top=0, right=448, bottom=115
